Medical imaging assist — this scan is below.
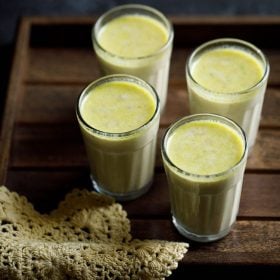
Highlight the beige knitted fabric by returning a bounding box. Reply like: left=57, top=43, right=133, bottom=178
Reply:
left=0, top=186, right=188, bottom=279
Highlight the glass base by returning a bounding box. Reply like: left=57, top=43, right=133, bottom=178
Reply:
left=172, top=216, right=232, bottom=243
left=91, top=176, right=152, bottom=201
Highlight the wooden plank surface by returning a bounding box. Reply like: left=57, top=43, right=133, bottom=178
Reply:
left=9, top=124, right=280, bottom=170
left=131, top=220, right=280, bottom=265
left=17, top=83, right=280, bottom=128
left=27, top=47, right=280, bottom=86
left=6, top=171, right=280, bottom=218
left=1, top=17, right=280, bottom=274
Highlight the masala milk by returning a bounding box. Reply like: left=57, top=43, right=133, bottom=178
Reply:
left=186, top=38, right=269, bottom=151
left=92, top=4, right=173, bottom=112
left=77, top=75, right=160, bottom=201
left=162, top=114, right=248, bottom=242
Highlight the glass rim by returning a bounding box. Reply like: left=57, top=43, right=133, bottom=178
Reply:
left=161, top=113, right=248, bottom=179
left=76, top=74, right=160, bottom=138
left=186, top=38, right=270, bottom=96
left=92, top=4, right=174, bottom=61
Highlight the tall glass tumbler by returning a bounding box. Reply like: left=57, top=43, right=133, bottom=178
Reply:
left=77, top=75, right=160, bottom=201
left=162, top=114, right=248, bottom=242
left=186, top=38, right=269, bottom=152
left=92, top=4, right=173, bottom=113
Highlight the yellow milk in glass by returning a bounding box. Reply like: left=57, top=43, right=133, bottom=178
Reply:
left=77, top=75, right=160, bottom=201
left=93, top=5, right=173, bottom=112
left=162, top=114, right=247, bottom=242
left=97, top=15, right=168, bottom=58
left=187, top=39, right=269, bottom=151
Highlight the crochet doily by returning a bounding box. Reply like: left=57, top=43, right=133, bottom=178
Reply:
left=0, top=186, right=188, bottom=279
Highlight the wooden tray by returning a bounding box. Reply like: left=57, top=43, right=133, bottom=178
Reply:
left=1, top=16, right=279, bottom=276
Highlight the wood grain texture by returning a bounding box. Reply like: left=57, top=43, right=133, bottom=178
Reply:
left=9, top=124, right=280, bottom=170
left=131, top=219, right=280, bottom=265
left=10, top=124, right=87, bottom=168
left=16, top=85, right=84, bottom=124
left=0, top=19, right=30, bottom=182
left=18, top=83, right=280, bottom=128
left=5, top=170, right=280, bottom=218
left=27, top=47, right=280, bottom=85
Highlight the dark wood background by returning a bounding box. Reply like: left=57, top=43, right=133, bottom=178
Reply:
left=0, top=16, right=279, bottom=277
left=2, top=0, right=280, bottom=116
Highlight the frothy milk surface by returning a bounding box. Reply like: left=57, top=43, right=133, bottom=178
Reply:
left=80, top=81, right=156, bottom=133
left=191, top=48, right=264, bottom=93
left=166, top=120, right=244, bottom=175
left=97, top=15, right=168, bottom=58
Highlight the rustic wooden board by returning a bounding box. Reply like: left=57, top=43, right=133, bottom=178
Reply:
left=1, top=16, right=280, bottom=276
left=5, top=171, right=280, bottom=218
